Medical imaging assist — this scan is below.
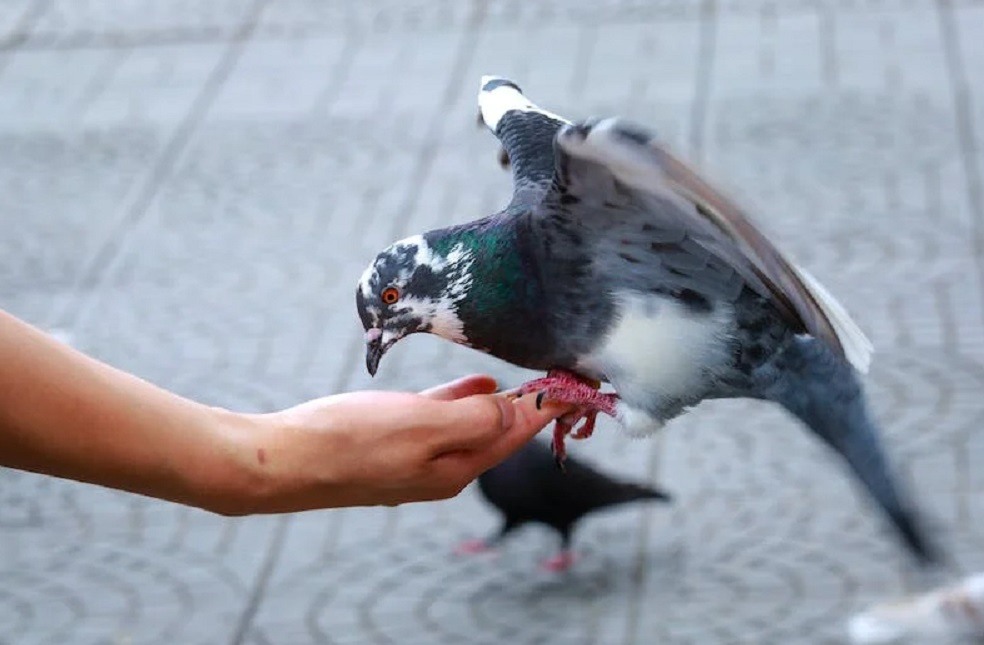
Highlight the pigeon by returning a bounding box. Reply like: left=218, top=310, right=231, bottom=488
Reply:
left=356, top=76, right=938, bottom=563
left=847, top=572, right=984, bottom=644
left=455, top=439, right=671, bottom=572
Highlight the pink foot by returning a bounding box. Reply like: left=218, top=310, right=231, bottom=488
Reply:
left=570, top=410, right=598, bottom=440
left=453, top=539, right=494, bottom=556
left=551, top=418, right=573, bottom=466
left=540, top=551, right=577, bottom=573
left=517, top=369, right=618, bottom=467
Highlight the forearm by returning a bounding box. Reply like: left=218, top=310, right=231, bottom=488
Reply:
left=0, top=310, right=565, bottom=514
left=0, top=310, right=261, bottom=514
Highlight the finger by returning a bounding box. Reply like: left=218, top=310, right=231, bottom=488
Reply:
left=419, top=374, right=498, bottom=401
left=459, top=395, right=572, bottom=471
left=431, top=394, right=572, bottom=456
left=425, top=395, right=512, bottom=453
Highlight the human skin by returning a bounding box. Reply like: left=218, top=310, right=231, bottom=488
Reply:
left=0, top=309, right=568, bottom=514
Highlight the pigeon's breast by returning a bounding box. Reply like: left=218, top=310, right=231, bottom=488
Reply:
left=575, top=291, right=737, bottom=407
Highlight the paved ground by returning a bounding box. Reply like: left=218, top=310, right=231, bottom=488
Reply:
left=2, top=0, right=984, bottom=643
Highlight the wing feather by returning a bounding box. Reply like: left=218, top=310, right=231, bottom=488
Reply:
left=653, top=146, right=872, bottom=372
left=477, top=76, right=569, bottom=203
left=545, top=119, right=873, bottom=372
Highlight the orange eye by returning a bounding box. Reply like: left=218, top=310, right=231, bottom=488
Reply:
left=381, top=287, right=400, bottom=305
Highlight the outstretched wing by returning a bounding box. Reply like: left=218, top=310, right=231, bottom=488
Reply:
left=538, top=118, right=872, bottom=373
left=477, top=76, right=570, bottom=206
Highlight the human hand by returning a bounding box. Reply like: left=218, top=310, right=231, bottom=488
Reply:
left=241, top=375, right=570, bottom=511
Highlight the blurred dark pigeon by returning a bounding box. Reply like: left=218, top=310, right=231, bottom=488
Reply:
left=356, top=76, right=939, bottom=565
left=455, top=439, right=671, bottom=572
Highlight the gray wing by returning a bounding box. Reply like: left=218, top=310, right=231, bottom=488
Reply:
left=477, top=76, right=570, bottom=206
left=537, top=118, right=872, bottom=373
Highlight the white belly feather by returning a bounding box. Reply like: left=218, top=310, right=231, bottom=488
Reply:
left=577, top=292, right=735, bottom=408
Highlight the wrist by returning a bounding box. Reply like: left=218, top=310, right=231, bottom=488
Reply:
left=206, top=402, right=357, bottom=514
left=191, top=406, right=274, bottom=516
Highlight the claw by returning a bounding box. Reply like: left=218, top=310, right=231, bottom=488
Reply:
left=552, top=422, right=569, bottom=471
left=553, top=447, right=566, bottom=472
left=512, top=369, right=619, bottom=469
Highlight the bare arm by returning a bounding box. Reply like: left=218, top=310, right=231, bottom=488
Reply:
left=0, top=309, right=565, bottom=513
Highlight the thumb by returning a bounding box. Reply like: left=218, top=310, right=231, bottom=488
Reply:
left=447, top=392, right=573, bottom=435
left=460, top=394, right=571, bottom=471
left=427, top=393, right=572, bottom=454
left=428, top=394, right=515, bottom=453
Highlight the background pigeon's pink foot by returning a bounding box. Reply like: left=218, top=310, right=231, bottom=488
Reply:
left=540, top=551, right=577, bottom=573
left=517, top=369, right=618, bottom=465
left=453, top=539, right=494, bottom=556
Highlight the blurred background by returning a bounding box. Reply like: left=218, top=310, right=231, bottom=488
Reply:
left=2, top=0, right=983, bottom=643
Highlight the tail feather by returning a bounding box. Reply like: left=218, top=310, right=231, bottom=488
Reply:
left=760, top=336, right=940, bottom=565
left=615, top=482, right=673, bottom=505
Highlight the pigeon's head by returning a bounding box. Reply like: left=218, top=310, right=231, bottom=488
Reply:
left=356, top=234, right=476, bottom=376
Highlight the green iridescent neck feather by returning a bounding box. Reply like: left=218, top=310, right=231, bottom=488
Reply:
left=426, top=219, right=550, bottom=367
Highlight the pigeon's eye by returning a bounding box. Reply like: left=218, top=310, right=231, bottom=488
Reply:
left=381, top=286, right=400, bottom=305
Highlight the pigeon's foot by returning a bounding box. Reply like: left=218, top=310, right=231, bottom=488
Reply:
left=540, top=550, right=577, bottom=573
left=550, top=415, right=574, bottom=466
left=453, top=539, right=494, bottom=556
left=568, top=408, right=598, bottom=440
left=516, top=369, right=618, bottom=468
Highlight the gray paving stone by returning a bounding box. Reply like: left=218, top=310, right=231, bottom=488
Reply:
left=0, top=469, right=282, bottom=645
left=26, top=0, right=259, bottom=45
left=2, top=1, right=984, bottom=644
left=81, top=43, right=229, bottom=127
left=205, top=36, right=347, bottom=121
left=0, top=47, right=118, bottom=127
left=0, top=126, right=164, bottom=325
left=0, top=0, right=37, bottom=44
left=256, top=0, right=474, bottom=38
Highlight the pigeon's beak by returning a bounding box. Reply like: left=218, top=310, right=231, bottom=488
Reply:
left=365, top=328, right=386, bottom=377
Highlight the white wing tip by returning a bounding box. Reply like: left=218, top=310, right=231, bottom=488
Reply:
left=476, top=74, right=569, bottom=132
left=479, top=74, right=501, bottom=88
left=477, top=75, right=524, bottom=131
left=793, top=265, right=874, bottom=374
